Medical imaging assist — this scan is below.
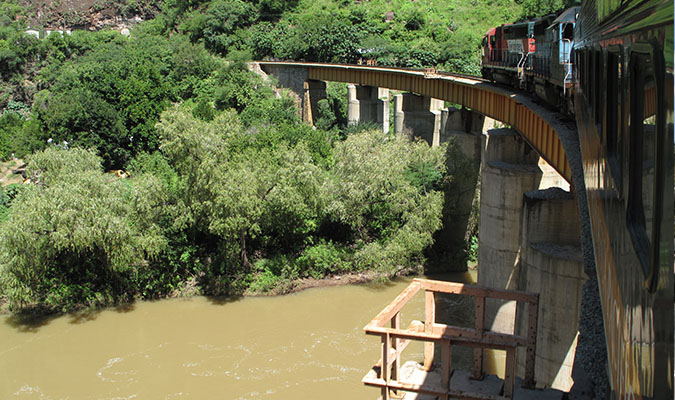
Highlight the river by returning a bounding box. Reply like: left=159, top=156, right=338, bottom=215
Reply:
left=1, top=272, right=487, bottom=399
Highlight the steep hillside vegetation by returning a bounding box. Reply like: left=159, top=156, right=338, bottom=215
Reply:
left=0, top=0, right=576, bottom=313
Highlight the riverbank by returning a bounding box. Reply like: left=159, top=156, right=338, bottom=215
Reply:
left=0, top=268, right=407, bottom=316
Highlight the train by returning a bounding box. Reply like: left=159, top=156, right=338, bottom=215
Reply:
left=482, top=1, right=673, bottom=398
left=481, top=7, right=578, bottom=113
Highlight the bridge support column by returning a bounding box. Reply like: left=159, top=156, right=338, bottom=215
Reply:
left=347, top=85, right=390, bottom=133
left=302, top=80, right=327, bottom=125
left=477, top=127, right=584, bottom=391
left=517, top=188, right=585, bottom=391
left=477, top=128, right=541, bottom=335
left=394, top=93, right=444, bottom=145
left=428, top=111, right=485, bottom=271
left=441, top=107, right=486, bottom=144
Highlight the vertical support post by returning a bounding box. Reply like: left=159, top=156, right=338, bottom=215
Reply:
left=432, top=109, right=441, bottom=147
left=391, top=313, right=400, bottom=382
left=347, top=84, right=359, bottom=126
left=441, top=339, right=452, bottom=400
left=472, top=295, right=486, bottom=380
left=423, top=290, right=436, bottom=371
left=302, top=81, right=312, bottom=125
left=524, top=297, right=539, bottom=388
left=377, top=88, right=390, bottom=134
left=504, top=347, right=516, bottom=398
left=394, top=94, right=404, bottom=137
left=391, top=313, right=400, bottom=398
left=382, top=333, right=391, bottom=400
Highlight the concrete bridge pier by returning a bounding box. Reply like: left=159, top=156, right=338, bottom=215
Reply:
left=477, top=127, right=585, bottom=391
left=428, top=110, right=486, bottom=270
left=347, top=84, right=390, bottom=133
left=302, top=79, right=327, bottom=125
left=477, top=128, right=541, bottom=336
left=394, top=93, right=444, bottom=145
left=516, top=188, right=585, bottom=391
left=441, top=107, right=486, bottom=142
left=253, top=63, right=327, bottom=125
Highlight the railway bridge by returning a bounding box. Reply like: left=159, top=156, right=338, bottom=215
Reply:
left=252, top=62, right=594, bottom=398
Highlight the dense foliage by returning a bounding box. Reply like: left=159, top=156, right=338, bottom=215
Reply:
left=0, top=109, right=446, bottom=312
left=0, top=0, right=568, bottom=312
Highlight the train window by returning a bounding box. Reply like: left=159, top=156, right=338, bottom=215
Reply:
left=606, top=50, right=622, bottom=190
left=514, top=25, right=528, bottom=38
left=578, top=50, right=586, bottom=90
left=626, top=49, right=660, bottom=290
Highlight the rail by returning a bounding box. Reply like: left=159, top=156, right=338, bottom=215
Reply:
left=362, top=278, right=539, bottom=400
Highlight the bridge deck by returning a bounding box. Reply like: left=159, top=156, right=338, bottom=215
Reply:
left=256, top=62, right=577, bottom=185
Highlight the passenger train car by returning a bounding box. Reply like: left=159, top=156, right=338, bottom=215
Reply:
left=573, top=0, right=673, bottom=397
left=483, top=1, right=673, bottom=397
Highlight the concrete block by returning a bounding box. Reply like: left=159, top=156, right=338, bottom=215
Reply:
left=538, top=158, right=570, bottom=191
left=450, top=369, right=504, bottom=396
left=349, top=85, right=390, bottom=132
left=522, top=188, right=580, bottom=246
left=394, top=93, right=443, bottom=145
left=514, top=377, right=565, bottom=400
left=482, top=128, right=539, bottom=165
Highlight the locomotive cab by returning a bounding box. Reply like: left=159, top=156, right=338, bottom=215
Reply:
left=529, top=6, right=579, bottom=111
left=481, top=22, right=534, bottom=88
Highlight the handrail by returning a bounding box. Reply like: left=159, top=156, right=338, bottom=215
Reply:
left=362, top=278, right=539, bottom=400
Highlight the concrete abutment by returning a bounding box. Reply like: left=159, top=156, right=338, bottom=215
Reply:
left=347, top=84, right=389, bottom=133
left=477, top=128, right=585, bottom=391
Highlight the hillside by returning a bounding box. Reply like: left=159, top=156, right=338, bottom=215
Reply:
left=18, top=0, right=161, bottom=31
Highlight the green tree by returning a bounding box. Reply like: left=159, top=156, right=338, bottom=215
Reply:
left=327, top=130, right=445, bottom=274
left=192, top=0, right=257, bottom=54
left=157, top=106, right=324, bottom=271
left=38, top=88, right=129, bottom=169
left=0, top=147, right=166, bottom=311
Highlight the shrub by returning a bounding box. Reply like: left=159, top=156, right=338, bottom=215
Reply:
left=297, top=240, right=350, bottom=279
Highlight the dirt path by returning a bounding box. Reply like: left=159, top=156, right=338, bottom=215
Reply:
left=0, top=159, right=25, bottom=187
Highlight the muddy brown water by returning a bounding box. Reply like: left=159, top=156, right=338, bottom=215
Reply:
left=1, top=272, right=503, bottom=399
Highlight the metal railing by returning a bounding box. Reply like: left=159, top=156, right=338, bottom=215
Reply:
left=362, top=278, right=539, bottom=400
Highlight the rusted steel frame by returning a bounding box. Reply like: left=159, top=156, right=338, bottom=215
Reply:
left=504, top=347, right=517, bottom=398
left=513, top=104, right=572, bottom=183
left=371, top=321, right=424, bottom=370
left=366, top=325, right=444, bottom=341
left=473, top=296, right=486, bottom=379
left=382, top=333, right=391, bottom=400
left=424, top=290, right=436, bottom=371
left=441, top=339, right=452, bottom=399
left=362, top=376, right=509, bottom=400
left=432, top=323, right=528, bottom=349
left=391, top=312, right=400, bottom=396
left=365, top=280, right=421, bottom=329
left=523, top=299, right=539, bottom=388
left=301, top=62, right=573, bottom=184
left=415, top=279, right=538, bottom=304
left=367, top=324, right=525, bottom=351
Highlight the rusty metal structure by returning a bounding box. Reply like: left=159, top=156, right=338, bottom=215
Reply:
left=362, top=278, right=539, bottom=400
left=256, top=62, right=573, bottom=184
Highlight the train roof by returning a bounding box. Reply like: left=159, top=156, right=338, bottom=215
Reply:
left=551, top=6, right=580, bottom=25
left=483, top=27, right=496, bottom=36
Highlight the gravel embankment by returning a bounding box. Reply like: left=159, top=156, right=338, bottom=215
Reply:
left=517, top=96, right=608, bottom=399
